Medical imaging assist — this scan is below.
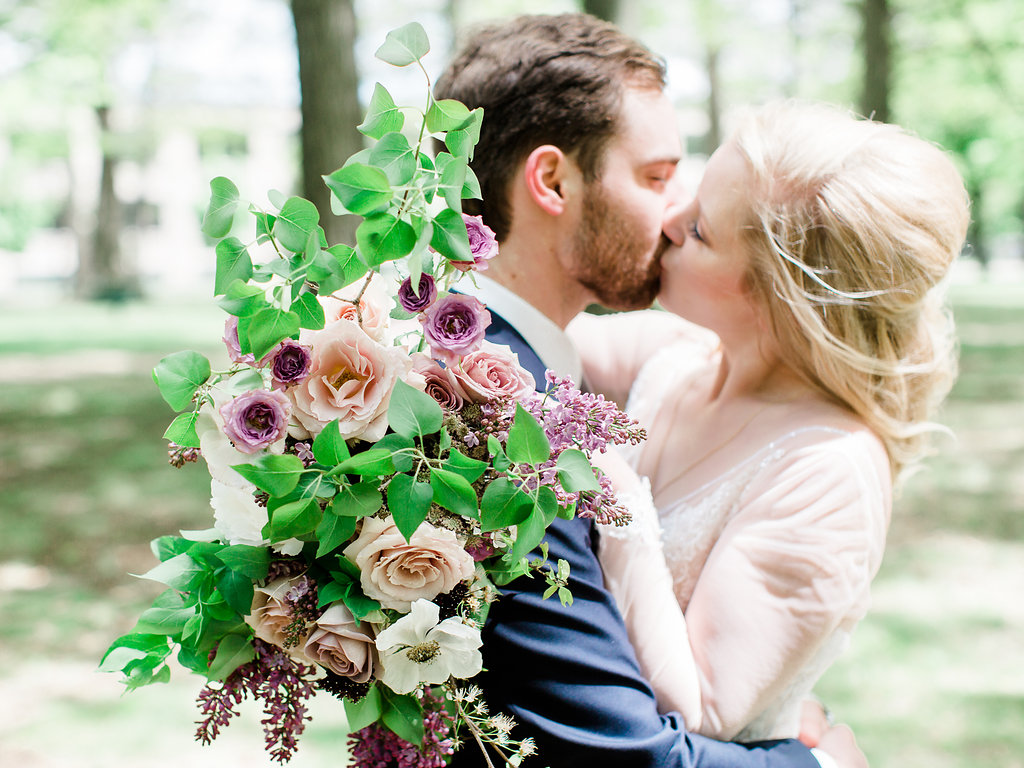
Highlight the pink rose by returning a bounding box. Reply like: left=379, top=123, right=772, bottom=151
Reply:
left=320, top=277, right=391, bottom=342
left=246, top=575, right=311, bottom=650
left=452, top=341, right=536, bottom=403
left=342, top=516, right=476, bottom=612
left=453, top=214, right=499, bottom=273
left=303, top=603, right=377, bottom=682
left=412, top=353, right=469, bottom=411
left=288, top=318, right=412, bottom=441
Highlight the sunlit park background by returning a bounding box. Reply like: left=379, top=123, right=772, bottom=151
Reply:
left=1, top=0, right=1022, bottom=766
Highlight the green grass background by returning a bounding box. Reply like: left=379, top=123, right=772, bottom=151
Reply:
left=0, top=284, right=1021, bottom=767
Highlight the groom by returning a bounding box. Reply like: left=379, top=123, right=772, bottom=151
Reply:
left=435, top=14, right=867, bottom=768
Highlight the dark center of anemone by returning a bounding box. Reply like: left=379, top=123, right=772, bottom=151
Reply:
left=405, top=640, right=441, bottom=664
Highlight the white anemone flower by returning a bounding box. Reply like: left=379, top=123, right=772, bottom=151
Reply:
left=375, top=599, right=483, bottom=694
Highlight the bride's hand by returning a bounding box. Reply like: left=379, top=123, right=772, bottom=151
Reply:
left=588, top=446, right=643, bottom=496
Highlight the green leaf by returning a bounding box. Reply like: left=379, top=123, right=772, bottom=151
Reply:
left=356, top=213, right=416, bottom=267
left=506, top=506, right=550, bottom=563
left=273, top=197, right=320, bottom=253
left=387, top=473, right=434, bottom=541
left=238, top=307, right=301, bottom=360
left=152, top=351, right=211, bottom=412
left=426, top=98, right=473, bottom=133
left=462, top=165, right=483, bottom=201
left=207, top=633, right=256, bottom=681
left=136, top=553, right=205, bottom=591
left=430, top=468, right=479, bottom=520
left=214, top=237, right=252, bottom=295
left=292, top=290, right=325, bottom=330
left=340, top=585, right=381, bottom=621
left=324, top=163, right=392, bottom=217
left=333, top=448, right=395, bottom=477
left=358, top=83, right=405, bottom=139
left=488, top=435, right=511, bottom=472
left=374, top=22, right=430, bottom=67
left=371, top=433, right=415, bottom=472
left=266, top=497, right=321, bottom=540
left=217, top=568, right=255, bottom=616
left=442, top=448, right=487, bottom=483
left=369, top=131, right=417, bottom=186
left=506, top=403, right=551, bottom=465
left=312, top=420, right=351, bottom=466
left=152, top=535, right=192, bottom=562
left=162, top=410, right=200, bottom=448
left=134, top=604, right=195, bottom=636
left=388, top=378, right=444, bottom=438
left=215, top=545, right=270, bottom=580
left=435, top=153, right=468, bottom=214
left=344, top=684, right=383, bottom=732
left=480, top=477, right=533, bottom=532
left=555, top=448, right=602, bottom=492
left=444, top=108, right=483, bottom=161
left=231, top=453, right=304, bottom=497
left=315, top=509, right=358, bottom=558
left=202, top=176, right=240, bottom=238
left=309, top=244, right=368, bottom=295
left=217, top=280, right=269, bottom=317
left=381, top=689, right=426, bottom=746
left=429, top=207, right=473, bottom=264
left=330, top=481, right=383, bottom=518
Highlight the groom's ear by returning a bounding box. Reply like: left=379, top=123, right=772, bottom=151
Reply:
left=523, top=145, right=578, bottom=217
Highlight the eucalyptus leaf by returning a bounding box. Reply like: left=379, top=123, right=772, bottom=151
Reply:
left=436, top=153, right=468, bottom=213
left=201, top=176, right=239, bottom=238
left=214, top=237, right=252, bottom=296
left=309, top=243, right=368, bottom=295
left=426, top=98, right=473, bottom=134
left=506, top=506, right=549, bottom=563
left=442, top=448, right=487, bottom=483
left=374, top=22, right=429, bottom=67
left=266, top=497, right=321, bottom=540
left=152, top=351, right=211, bottom=412
left=358, top=83, right=405, bottom=139
left=333, top=448, right=395, bottom=477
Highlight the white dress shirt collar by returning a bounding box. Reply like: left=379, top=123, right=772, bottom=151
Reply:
left=459, top=274, right=584, bottom=384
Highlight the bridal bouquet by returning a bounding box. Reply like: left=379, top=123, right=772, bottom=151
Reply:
left=101, top=23, right=642, bottom=767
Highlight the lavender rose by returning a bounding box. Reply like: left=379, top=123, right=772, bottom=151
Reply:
left=268, top=339, right=312, bottom=389
left=411, top=353, right=468, bottom=411
left=419, top=294, right=491, bottom=366
left=397, top=274, right=438, bottom=314
left=222, top=316, right=256, bottom=366
left=342, top=515, right=476, bottom=612
left=452, top=214, right=499, bottom=273
left=219, top=388, right=291, bottom=453
left=303, top=603, right=376, bottom=682
left=452, top=341, right=536, bottom=404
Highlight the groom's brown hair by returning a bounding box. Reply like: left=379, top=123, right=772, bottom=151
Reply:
left=434, top=13, right=666, bottom=241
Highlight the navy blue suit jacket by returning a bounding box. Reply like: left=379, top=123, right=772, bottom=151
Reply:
left=449, top=309, right=819, bottom=768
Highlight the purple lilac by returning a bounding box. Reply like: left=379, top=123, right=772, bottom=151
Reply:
left=348, top=688, right=454, bottom=768
left=219, top=388, right=291, bottom=453
left=195, top=639, right=316, bottom=764
left=398, top=274, right=438, bottom=314
left=268, top=339, right=312, bottom=389
left=419, top=294, right=491, bottom=365
left=452, top=215, right=499, bottom=273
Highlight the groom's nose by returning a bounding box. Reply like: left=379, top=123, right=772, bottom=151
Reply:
left=662, top=198, right=689, bottom=247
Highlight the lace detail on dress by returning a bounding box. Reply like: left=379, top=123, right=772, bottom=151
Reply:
left=598, top=476, right=661, bottom=547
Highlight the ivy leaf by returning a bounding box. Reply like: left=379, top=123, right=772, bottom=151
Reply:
left=206, top=633, right=256, bottom=681
left=358, top=83, right=405, bottom=139
left=324, top=163, right=392, bottom=217
left=152, top=351, right=211, bottom=412
left=426, top=98, right=473, bottom=133
left=428, top=207, right=473, bottom=265
left=231, top=454, right=304, bottom=497
left=430, top=468, right=479, bottom=520
left=387, top=474, right=434, bottom=541
left=238, top=307, right=301, bottom=360
left=357, top=213, right=416, bottom=267
left=555, top=448, right=602, bottom=492
left=273, top=197, right=320, bottom=253
left=388, top=378, right=443, bottom=438
left=505, top=403, right=552, bottom=465
left=201, top=176, right=239, bottom=238
left=369, top=131, right=417, bottom=186
left=480, top=477, right=533, bottom=532
left=291, top=291, right=325, bottom=330
left=214, top=237, right=252, bottom=296
left=374, top=21, right=430, bottom=67
left=162, top=410, right=200, bottom=449
left=315, top=509, right=358, bottom=558
left=381, top=689, right=426, bottom=746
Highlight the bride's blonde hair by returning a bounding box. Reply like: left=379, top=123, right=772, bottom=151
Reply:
left=732, top=100, right=970, bottom=479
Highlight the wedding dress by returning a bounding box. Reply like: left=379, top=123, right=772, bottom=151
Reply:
left=585, top=317, right=892, bottom=742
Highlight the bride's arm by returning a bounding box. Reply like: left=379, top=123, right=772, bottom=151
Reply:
left=683, top=433, right=891, bottom=740
left=567, top=310, right=708, bottom=406
left=591, top=448, right=704, bottom=729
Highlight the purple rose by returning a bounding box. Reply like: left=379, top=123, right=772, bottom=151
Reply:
left=223, top=316, right=257, bottom=366
left=453, top=214, right=499, bottom=273
left=268, top=339, right=312, bottom=389
left=219, top=388, right=291, bottom=453
left=397, top=274, right=438, bottom=314
left=419, top=294, right=491, bottom=365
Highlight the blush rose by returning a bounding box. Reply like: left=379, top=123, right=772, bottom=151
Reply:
left=303, top=603, right=377, bottom=683
left=452, top=341, right=536, bottom=404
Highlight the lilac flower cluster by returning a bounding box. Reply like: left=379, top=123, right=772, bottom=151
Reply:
left=195, top=639, right=316, bottom=764
left=348, top=688, right=455, bottom=768
left=167, top=442, right=201, bottom=467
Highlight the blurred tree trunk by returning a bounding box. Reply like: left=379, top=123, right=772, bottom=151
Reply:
left=582, top=0, right=621, bottom=22
left=968, top=179, right=989, bottom=269
left=704, top=46, right=723, bottom=154
left=860, top=0, right=891, bottom=122
left=290, top=0, right=362, bottom=247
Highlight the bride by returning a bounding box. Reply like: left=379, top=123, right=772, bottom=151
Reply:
left=569, top=101, right=969, bottom=741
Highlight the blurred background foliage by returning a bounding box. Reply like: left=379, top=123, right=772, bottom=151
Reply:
left=0, top=1, right=1021, bottom=766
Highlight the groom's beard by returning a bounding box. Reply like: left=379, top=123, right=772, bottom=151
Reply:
left=571, top=185, right=666, bottom=311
